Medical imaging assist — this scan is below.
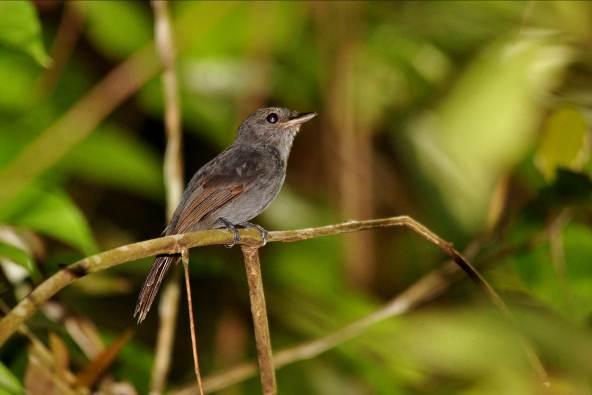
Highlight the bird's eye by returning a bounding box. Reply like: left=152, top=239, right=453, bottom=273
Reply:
left=266, top=113, right=278, bottom=124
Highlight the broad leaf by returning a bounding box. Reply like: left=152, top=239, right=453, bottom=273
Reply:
left=0, top=186, right=97, bottom=255
left=535, top=106, right=590, bottom=181
left=0, top=241, right=34, bottom=275
left=0, top=51, right=38, bottom=112
left=59, top=125, right=164, bottom=200
left=408, top=37, right=572, bottom=230
left=0, top=0, right=50, bottom=66
left=0, top=362, right=24, bottom=395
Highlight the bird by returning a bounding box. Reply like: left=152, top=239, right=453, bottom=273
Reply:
left=134, top=107, right=317, bottom=323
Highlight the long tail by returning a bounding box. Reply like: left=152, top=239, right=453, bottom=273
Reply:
left=134, top=254, right=179, bottom=323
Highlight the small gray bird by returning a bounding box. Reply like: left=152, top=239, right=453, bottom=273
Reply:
left=134, top=107, right=316, bottom=323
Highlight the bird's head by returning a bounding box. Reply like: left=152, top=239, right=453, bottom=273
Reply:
left=237, top=107, right=317, bottom=150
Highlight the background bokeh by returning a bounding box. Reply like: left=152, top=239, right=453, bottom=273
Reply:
left=1, top=1, right=592, bottom=394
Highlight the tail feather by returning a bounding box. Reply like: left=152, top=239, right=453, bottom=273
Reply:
left=134, top=254, right=179, bottom=323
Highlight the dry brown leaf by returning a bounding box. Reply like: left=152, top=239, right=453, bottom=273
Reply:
left=49, top=332, right=70, bottom=383
left=76, top=329, right=133, bottom=388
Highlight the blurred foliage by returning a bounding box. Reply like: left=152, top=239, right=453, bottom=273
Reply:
left=0, top=0, right=49, bottom=67
left=1, top=1, right=592, bottom=394
left=535, top=106, right=589, bottom=181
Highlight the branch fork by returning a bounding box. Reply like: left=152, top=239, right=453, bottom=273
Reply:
left=0, top=216, right=549, bottom=393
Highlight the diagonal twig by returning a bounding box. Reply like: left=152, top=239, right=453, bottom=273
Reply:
left=173, top=259, right=456, bottom=395
left=0, top=216, right=524, bottom=344
left=0, top=215, right=548, bottom=386
left=174, top=232, right=549, bottom=394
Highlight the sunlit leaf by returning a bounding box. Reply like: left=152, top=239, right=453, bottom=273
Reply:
left=0, top=0, right=50, bottom=66
left=59, top=125, right=164, bottom=199
left=408, top=36, right=572, bottom=230
left=547, top=0, right=592, bottom=41
left=0, top=185, right=97, bottom=255
left=0, top=241, right=34, bottom=275
left=0, top=362, right=24, bottom=395
left=535, top=106, right=589, bottom=181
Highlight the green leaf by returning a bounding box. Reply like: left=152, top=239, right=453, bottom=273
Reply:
left=58, top=125, right=164, bottom=199
left=0, top=186, right=97, bottom=255
left=0, top=0, right=50, bottom=66
left=564, top=223, right=592, bottom=322
left=0, top=241, right=34, bottom=274
left=112, top=338, right=154, bottom=395
left=510, top=222, right=592, bottom=323
left=80, top=1, right=151, bottom=59
left=0, top=362, right=24, bottom=395
left=535, top=106, right=590, bottom=181
left=0, top=51, right=38, bottom=112
left=408, top=37, right=572, bottom=230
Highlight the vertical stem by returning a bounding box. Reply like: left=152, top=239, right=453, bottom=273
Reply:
left=150, top=1, right=186, bottom=394
left=153, top=0, right=184, bottom=214
left=149, top=270, right=180, bottom=394
left=240, top=246, right=277, bottom=395
left=182, top=251, right=205, bottom=395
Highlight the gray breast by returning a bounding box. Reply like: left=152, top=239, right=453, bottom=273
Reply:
left=213, top=145, right=285, bottom=225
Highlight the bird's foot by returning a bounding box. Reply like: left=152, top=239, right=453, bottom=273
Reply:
left=239, top=222, right=268, bottom=246
left=216, top=217, right=240, bottom=248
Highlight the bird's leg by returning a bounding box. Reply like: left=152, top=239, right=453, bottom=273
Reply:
left=216, top=217, right=240, bottom=248
left=238, top=222, right=268, bottom=246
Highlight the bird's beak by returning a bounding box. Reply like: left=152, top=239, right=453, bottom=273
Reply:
left=282, top=112, right=317, bottom=127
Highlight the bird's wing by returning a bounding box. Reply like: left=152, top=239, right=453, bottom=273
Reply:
left=173, top=177, right=246, bottom=233
left=134, top=180, right=246, bottom=323
left=170, top=147, right=271, bottom=233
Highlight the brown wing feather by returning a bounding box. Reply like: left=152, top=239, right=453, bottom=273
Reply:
left=134, top=254, right=177, bottom=323
left=134, top=182, right=245, bottom=323
left=174, top=183, right=244, bottom=233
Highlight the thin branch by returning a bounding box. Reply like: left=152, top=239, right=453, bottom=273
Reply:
left=174, top=230, right=551, bottom=395
left=36, top=1, right=84, bottom=95
left=182, top=250, right=205, bottom=395
left=0, top=216, right=503, bottom=345
left=0, top=300, right=81, bottom=393
left=241, top=246, right=276, bottom=395
left=173, top=260, right=455, bottom=395
left=0, top=215, right=546, bottom=385
left=150, top=0, right=186, bottom=393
